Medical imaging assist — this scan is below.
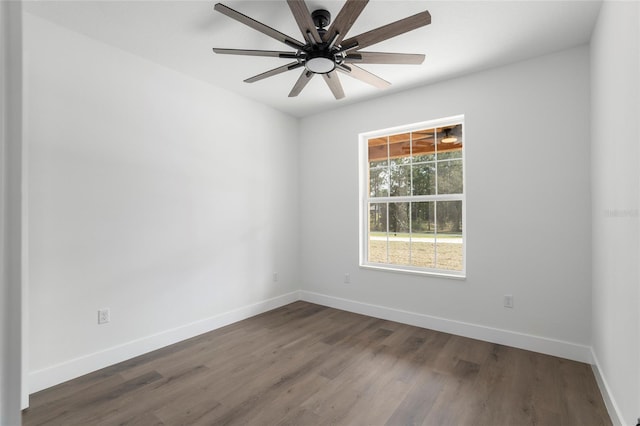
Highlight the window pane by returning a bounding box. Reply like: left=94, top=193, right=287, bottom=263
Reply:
left=412, top=129, right=435, bottom=162
left=390, top=164, right=411, bottom=197
left=438, top=149, right=462, bottom=160
left=368, top=136, right=388, bottom=168
left=436, top=124, right=463, bottom=160
left=363, top=119, right=464, bottom=275
left=437, top=160, right=463, bottom=195
left=369, top=167, right=389, bottom=197
left=369, top=202, right=388, bottom=233
left=412, top=162, right=436, bottom=196
left=368, top=203, right=387, bottom=263
left=436, top=201, right=463, bottom=271
left=389, top=202, right=410, bottom=265
left=389, top=132, right=411, bottom=166
left=411, top=202, right=435, bottom=268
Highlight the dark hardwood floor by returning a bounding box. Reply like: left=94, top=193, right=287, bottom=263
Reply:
left=23, top=301, right=611, bottom=425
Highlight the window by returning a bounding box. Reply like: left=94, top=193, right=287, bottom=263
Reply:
left=359, top=116, right=465, bottom=277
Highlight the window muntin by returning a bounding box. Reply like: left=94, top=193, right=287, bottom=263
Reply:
left=360, top=117, right=465, bottom=277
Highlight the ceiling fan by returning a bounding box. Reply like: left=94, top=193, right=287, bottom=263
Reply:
left=212, top=0, right=431, bottom=99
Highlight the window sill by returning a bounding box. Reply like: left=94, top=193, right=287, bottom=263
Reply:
left=359, top=263, right=466, bottom=280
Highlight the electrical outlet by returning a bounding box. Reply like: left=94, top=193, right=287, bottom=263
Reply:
left=503, top=295, right=514, bottom=308
left=273, top=272, right=278, bottom=282
left=98, top=308, right=110, bottom=324
left=344, top=273, right=351, bottom=284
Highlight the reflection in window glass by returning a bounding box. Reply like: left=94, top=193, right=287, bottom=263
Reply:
left=436, top=124, right=463, bottom=159
left=389, top=132, right=411, bottom=166
left=368, top=136, right=388, bottom=168
left=412, top=129, right=435, bottom=162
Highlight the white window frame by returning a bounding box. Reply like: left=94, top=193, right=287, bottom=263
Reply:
left=358, top=115, right=466, bottom=278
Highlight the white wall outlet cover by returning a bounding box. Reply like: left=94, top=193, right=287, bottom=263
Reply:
left=503, top=295, right=514, bottom=308
left=98, top=308, right=110, bottom=324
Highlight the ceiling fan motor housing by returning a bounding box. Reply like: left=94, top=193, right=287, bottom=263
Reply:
left=302, top=9, right=340, bottom=74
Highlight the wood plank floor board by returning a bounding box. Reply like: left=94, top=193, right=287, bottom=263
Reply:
left=203, top=340, right=337, bottom=425
left=154, top=385, right=223, bottom=426
left=342, top=376, right=412, bottom=425
left=92, top=364, right=214, bottom=425
left=318, top=326, right=394, bottom=381
left=470, top=344, right=527, bottom=425
left=240, top=372, right=331, bottom=426
left=27, top=368, right=124, bottom=412
left=385, top=369, right=447, bottom=426
left=71, top=374, right=166, bottom=425
left=23, top=301, right=611, bottom=426
left=558, top=359, right=612, bottom=426
left=26, top=371, right=163, bottom=426
left=292, top=369, right=371, bottom=425
left=421, top=360, right=482, bottom=426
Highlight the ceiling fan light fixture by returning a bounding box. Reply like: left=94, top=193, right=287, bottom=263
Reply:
left=305, top=53, right=336, bottom=74
left=441, top=129, right=458, bottom=144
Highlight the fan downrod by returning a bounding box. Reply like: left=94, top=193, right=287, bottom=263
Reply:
left=311, top=9, right=331, bottom=31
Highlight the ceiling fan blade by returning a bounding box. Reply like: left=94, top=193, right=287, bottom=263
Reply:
left=340, top=10, right=431, bottom=52
left=287, top=0, right=322, bottom=45
left=214, top=3, right=305, bottom=50
left=345, top=51, right=425, bottom=64
left=337, top=64, right=390, bottom=89
left=213, top=48, right=299, bottom=59
left=289, top=70, right=314, bottom=97
left=322, top=0, right=368, bottom=45
left=322, top=71, right=345, bottom=100
left=244, top=62, right=303, bottom=83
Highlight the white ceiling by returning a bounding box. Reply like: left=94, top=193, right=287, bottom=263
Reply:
left=24, top=0, right=602, bottom=117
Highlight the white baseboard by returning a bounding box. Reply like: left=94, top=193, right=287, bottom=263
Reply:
left=591, top=349, right=626, bottom=426
left=29, top=291, right=301, bottom=394
left=300, top=291, right=593, bottom=364
left=30, top=290, right=598, bottom=401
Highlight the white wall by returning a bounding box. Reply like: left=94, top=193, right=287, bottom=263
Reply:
left=300, top=46, right=592, bottom=359
left=24, top=14, right=300, bottom=392
left=590, top=1, right=640, bottom=425
left=1, top=1, right=23, bottom=424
